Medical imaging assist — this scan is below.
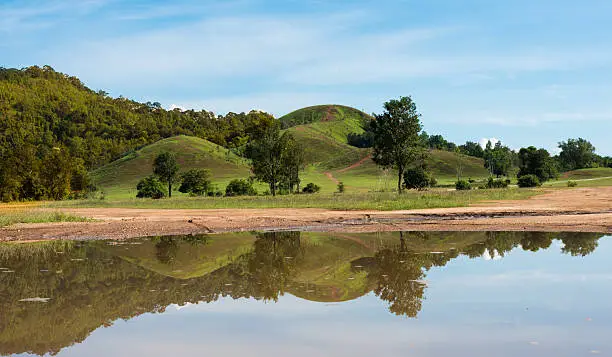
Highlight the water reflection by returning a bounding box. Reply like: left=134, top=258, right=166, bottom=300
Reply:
left=0, top=231, right=607, bottom=356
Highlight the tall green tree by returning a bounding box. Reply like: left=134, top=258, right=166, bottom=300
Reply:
left=459, top=141, right=484, bottom=158
left=483, top=141, right=513, bottom=177
left=153, top=152, right=179, bottom=197
left=517, top=146, right=557, bottom=182
left=247, top=126, right=303, bottom=196
left=370, top=96, right=427, bottom=193
left=281, top=135, right=305, bottom=193
left=558, top=138, right=596, bottom=170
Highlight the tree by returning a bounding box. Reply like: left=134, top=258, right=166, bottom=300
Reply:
left=41, top=148, right=73, bottom=200
left=517, top=146, right=557, bottom=182
left=427, top=135, right=448, bottom=150
left=459, top=141, right=484, bottom=158
left=248, top=126, right=303, bottom=196
left=153, top=152, right=179, bottom=197
left=370, top=96, right=427, bottom=193
left=225, top=179, right=257, bottom=196
left=483, top=141, right=513, bottom=177
left=558, top=138, right=596, bottom=170
left=179, top=169, right=212, bottom=196
left=281, top=134, right=304, bottom=193
left=404, top=166, right=432, bottom=190
left=136, top=175, right=166, bottom=199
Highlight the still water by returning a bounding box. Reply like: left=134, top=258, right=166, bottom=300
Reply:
left=1, top=231, right=610, bottom=356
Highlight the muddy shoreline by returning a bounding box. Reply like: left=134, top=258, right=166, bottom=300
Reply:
left=1, top=187, right=611, bottom=242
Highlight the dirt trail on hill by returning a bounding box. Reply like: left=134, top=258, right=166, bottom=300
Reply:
left=337, top=154, right=372, bottom=173
left=1, top=187, right=611, bottom=242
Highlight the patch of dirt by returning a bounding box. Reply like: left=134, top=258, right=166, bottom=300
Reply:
left=337, top=154, right=372, bottom=173
left=323, top=171, right=340, bottom=184
left=1, top=187, right=611, bottom=242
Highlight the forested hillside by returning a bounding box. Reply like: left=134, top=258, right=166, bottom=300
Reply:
left=0, top=66, right=274, bottom=201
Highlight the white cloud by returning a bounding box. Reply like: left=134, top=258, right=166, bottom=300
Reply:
left=49, top=11, right=612, bottom=90
left=479, top=137, right=500, bottom=148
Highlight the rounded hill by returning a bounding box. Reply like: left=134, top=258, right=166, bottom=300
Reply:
left=279, top=105, right=372, bottom=129
left=92, top=135, right=250, bottom=198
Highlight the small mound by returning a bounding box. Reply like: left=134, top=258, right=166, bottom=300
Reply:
left=92, top=135, right=250, bottom=196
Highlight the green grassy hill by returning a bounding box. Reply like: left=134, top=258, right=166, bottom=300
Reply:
left=559, top=167, right=612, bottom=180
left=94, top=106, right=491, bottom=197
left=279, top=104, right=372, bottom=129
left=92, top=135, right=251, bottom=198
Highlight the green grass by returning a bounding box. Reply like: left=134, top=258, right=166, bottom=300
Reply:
left=46, top=188, right=541, bottom=211
left=545, top=177, right=612, bottom=188
left=88, top=105, right=495, bottom=199
left=559, top=167, right=612, bottom=180
left=0, top=209, right=91, bottom=228
left=92, top=135, right=251, bottom=198
left=278, top=104, right=371, bottom=129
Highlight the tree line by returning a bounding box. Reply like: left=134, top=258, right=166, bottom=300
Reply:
left=0, top=66, right=278, bottom=201
left=1, top=66, right=609, bottom=201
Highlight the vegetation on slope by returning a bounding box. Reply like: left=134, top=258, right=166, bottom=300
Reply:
left=92, top=135, right=250, bottom=197
left=278, top=104, right=372, bottom=129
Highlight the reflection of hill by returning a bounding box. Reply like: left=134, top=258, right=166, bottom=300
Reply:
left=99, top=233, right=256, bottom=279
left=0, top=231, right=605, bottom=356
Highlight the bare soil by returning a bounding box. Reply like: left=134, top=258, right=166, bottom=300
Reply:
left=1, top=187, right=611, bottom=242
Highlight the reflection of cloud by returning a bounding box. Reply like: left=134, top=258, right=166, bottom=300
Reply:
left=482, top=249, right=502, bottom=261
left=79, top=292, right=612, bottom=357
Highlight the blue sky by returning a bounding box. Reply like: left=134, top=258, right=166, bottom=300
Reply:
left=2, top=0, right=611, bottom=155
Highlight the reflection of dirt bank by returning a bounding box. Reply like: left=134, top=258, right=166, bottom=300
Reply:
left=2, top=187, right=611, bottom=242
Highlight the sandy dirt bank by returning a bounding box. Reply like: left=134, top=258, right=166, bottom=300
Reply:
left=1, top=187, right=611, bottom=242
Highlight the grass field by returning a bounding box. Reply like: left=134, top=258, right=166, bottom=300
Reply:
left=91, top=135, right=252, bottom=198
left=545, top=177, right=612, bottom=187
left=47, top=188, right=541, bottom=211
left=0, top=208, right=91, bottom=228
left=559, top=167, right=612, bottom=180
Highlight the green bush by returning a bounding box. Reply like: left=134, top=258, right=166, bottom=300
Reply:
left=225, top=179, right=257, bottom=196
left=429, top=177, right=438, bottom=187
left=404, top=167, right=432, bottom=190
left=517, top=174, right=541, bottom=188
left=136, top=176, right=166, bottom=199
left=179, top=169, right=212, bottom=196
left=485, top=177, right=509, bottom=189
left=567, top=180, right=578, bottom=187
left=455, top=180, right=471, bottom=191
left=337, top=181, right=345, bottom=193
left=302, top=183, right=321, bottom=194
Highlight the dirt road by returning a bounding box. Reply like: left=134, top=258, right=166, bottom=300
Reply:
left=1, top=187, right=611, bottom=242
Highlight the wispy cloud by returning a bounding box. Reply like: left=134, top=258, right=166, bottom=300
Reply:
left=0, top=0, right=110, bottom=33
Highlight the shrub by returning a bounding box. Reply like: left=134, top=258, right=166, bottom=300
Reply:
left=485, top=177, right=509, bottom=189
left=567, top=180, right=578, bottom=187
left=429, top=177, right=438, bottom=187
left=136, top=176, right=166, bottom=199
left=225, top=179, right=257, bottom=196
left=302, top=183, right=321, bottom=194
left=179, top=169, right=212, bottom=196
left=517, top=174, right=541, bottom=188
left=455, top=180, right=471, bottom=191
left=337, top=181, right=345, bottom=193
left=404, top=167, right=432, bottom=190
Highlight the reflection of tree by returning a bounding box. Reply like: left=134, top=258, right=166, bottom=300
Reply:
left=520, top=232, right=553, bottom=252
left=558, top=232, right=603, bottom=256
left=0, top=231, right=607, bottom=356
left=153, top=234, right=209, bottom=265
left=154, top=236, right=179, bottom=264
left=369, top=232, right=456, bottom=317
left=248, top=231, right=303, bottom=300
